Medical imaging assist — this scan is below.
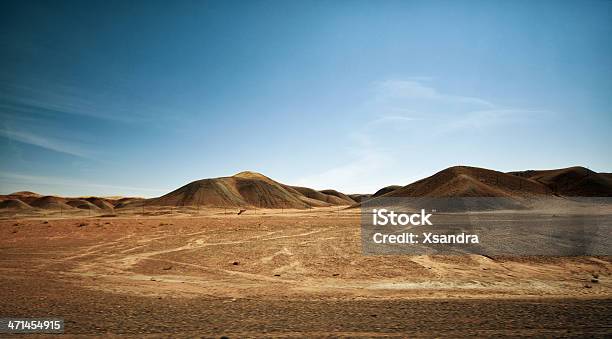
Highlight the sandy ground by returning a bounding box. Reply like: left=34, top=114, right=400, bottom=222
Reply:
left=1, top=207, right=611, bottom=337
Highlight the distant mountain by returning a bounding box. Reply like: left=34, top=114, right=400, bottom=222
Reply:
left=83, top=197, right=115, bottom=209
left=29, top=196, right=75, bottom=210
left=508, top=166, right=612, bottom=197
left=9, top=191, right=41, bottom=197
left=282, top=185, right=355, bottom=206
left=66, top=199, right=101, bottom=210
left=349, top=194, right=371, bottom=203
left=0, top=172, right=357, bottom=211
left=0, top=192, right=119, bottom=211
left=3, top=191, right=42, bottom=204
left=357, top=166, right=554, bottom=210
left=0, top=199, right=32, bottom=210
left=360, top=165, right=612, bottom=211
left=3, top=166, right=610, bottom=212
left=372, top=185, right=403, bottom=198
left=319, top=189, right=356, bottom=204
left=113, top=197, right=146, bottom=209
left=374, top=166, right=550, bottom=199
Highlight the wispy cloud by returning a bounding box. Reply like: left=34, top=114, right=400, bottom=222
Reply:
left=0, top=79, right=182, bottom=124
left=295, top=78, right=551, bottom=193
left=404, top=76, right=435, bottom=82
left=375, top=79, right=495, bottom=108
left=0, top=128, right=92, bottom=158
left=294, top=144, right=393, bottom=193
left=0, top=76, right=183, bottom=160
left=368, top=115, right=421, bottom=125
left=371, top=79, right=552, bottom=136
left=437, top=108, right=552, bottom=134
left=0, top=82, right=127, bottom=123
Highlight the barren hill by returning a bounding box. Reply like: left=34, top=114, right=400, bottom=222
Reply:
left=9, top=191, right=41, bottom=197
left=319, top=189, right=356, bottom=204
left=509, top=166, right=612, bottom=197
left=148, top=171, right=355, bottom=209
left=30, top=196, right=74, bottom=210
left=113, top=197, right=146, bottom=209
left=4, top=166, right=608, bottom=213
left=284, top=186, right=356, bottom=206
left=378, top=166, right=550, bottom=199
left=84, top=197, right=115, bottom=210
left=66, top=199, right=101, bottom=210
left=372, top=185, right=403, bottom=198
left=283, top=186, right=347, bottom=206
left=349, top=194, right=371, bottom=203
left=2, top=191, right=42, bottom=204
left=0, top=199, right=32, bottom=210
left=356, top=166, right=553, bottom=211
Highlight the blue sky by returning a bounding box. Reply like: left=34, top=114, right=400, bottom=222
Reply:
left=0, top=0, right=611, bottom=196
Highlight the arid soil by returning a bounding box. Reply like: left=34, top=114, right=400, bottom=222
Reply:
left=1, top=207, right=611, bottom=337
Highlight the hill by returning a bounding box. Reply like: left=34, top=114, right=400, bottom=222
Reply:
left=358, top=166, right=553, bottom=211
left=30, top=196, right=74, bottom=210
left=509, top=166, right=612, bottom=197
left=66, top=199, right=101, bottom=210
left=283, top=185, right=350, bottom=206
left=148, top=171, right=356, bottom=209
left=1, top=191, right=42, bottom=204
left=0, top=199, right=33, bottom=210
left=84, top=197, right=115, bottom=210
left=9, top=191, right=42, bottom=197
left=319, top=189, right=356, bottom=204
left=379, top=166, right=550, bottom=199
left=372, top=185, right=403, bottom=198
left=4, top=166, right=609, bottom=212
left=349, top=194, right=371, bottom=203
left=113, top=197, right=146, bottom=209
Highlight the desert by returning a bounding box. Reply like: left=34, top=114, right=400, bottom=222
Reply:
left=1, top=166, right=611, bottom=336
left=3, top=1, right=612, bottom=336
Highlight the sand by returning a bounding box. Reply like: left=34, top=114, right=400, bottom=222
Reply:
left=1, top=165, right=611, bottom=335
left=0, top=206, right=610, bottom=336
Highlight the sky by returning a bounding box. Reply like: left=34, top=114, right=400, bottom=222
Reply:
left=0, top=0, right=611, bottom=197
